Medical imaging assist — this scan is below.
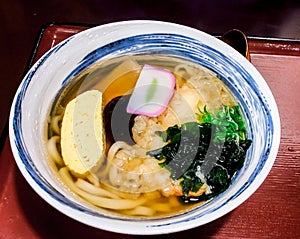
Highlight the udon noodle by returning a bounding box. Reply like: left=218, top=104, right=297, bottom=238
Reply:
left=46, top=55, right=249, bottom=218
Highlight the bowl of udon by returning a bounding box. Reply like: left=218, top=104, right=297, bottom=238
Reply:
left=9, top=20, right=280, bottom=235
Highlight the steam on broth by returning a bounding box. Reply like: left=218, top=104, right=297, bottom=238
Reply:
left=46, top=55, right=252, bottom=218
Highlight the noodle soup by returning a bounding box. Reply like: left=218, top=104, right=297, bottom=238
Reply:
left=46, top=54, right=252, bottom=218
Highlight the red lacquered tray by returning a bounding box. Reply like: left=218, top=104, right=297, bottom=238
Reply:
left=0, top=24, right=299, bottom=239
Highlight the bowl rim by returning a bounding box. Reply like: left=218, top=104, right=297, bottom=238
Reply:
left=9, top=20, right=281, bottom=235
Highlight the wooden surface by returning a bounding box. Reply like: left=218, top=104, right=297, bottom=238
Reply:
left=0, top=24, right=300, bottom=239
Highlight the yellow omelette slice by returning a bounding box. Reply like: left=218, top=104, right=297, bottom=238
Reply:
left=61, top=90, right=104, bottom=175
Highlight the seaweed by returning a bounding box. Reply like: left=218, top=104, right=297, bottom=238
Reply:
left=147, top=105, right=252, bottom=202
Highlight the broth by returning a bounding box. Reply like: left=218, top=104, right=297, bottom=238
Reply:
left=46, top=54, right=250, bottom=218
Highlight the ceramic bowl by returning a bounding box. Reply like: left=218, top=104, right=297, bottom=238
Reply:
left=9, top=20, right=280, bottom=235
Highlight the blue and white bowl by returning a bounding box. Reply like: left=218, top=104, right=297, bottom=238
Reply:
left=9, top=20, right=280, bottom=235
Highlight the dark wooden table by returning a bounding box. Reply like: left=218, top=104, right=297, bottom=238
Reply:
left=0, top=24, right=299, bottom=239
